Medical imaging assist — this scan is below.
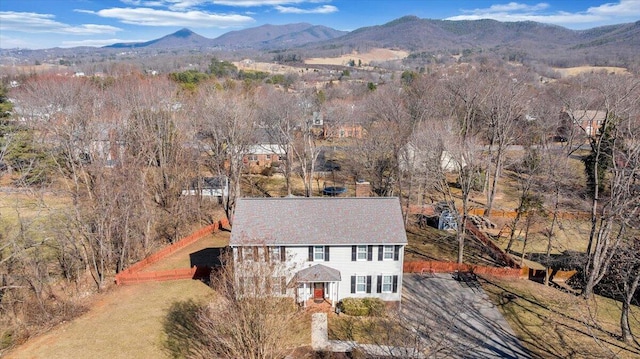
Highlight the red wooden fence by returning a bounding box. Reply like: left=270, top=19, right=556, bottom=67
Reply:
left=404, top=261, right=527, bottom=279
left=115, top=218, right=229, bottom=285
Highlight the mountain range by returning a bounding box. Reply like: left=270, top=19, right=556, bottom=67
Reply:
left=2, top=16, right=639, bottom=68
left=105, top=23, right=347, bottom=50
left=101, top=16, right=640, bottom=67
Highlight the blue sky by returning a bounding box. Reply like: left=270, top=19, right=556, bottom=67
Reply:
left=1, top=0, right=639, bottom=49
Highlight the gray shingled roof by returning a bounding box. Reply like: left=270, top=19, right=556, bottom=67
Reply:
left=230, top=197, right=408, bottom=246
left=294, top=264, right=341, bottom=282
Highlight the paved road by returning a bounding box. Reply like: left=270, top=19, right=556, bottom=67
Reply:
left=402, top=273, right=531, bottom=358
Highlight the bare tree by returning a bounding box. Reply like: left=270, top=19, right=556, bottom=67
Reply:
left=608, top=237, right=640, bottom=343
left=477, top=70, right=528, bottom=216
left=256, top=87, right=299, bottom=196
left=290, top=89, right=325, bottom=197
left=580, top=73, right=640, bottom=299
left=164, top=250, right=301, bottom=359
left=190, top=84, right=256, bottom=221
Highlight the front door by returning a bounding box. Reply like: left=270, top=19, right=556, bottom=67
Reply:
left=313, top=283, right=324, bottom=299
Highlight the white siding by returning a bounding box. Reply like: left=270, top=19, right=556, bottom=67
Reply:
left=281, top=245, right=404, bottom=302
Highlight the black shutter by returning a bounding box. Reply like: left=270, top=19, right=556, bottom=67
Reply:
left=367, top=245, right=373, bottom=261
left=377, top=275, right=382, bottom=293
left=280, top=246, right=286, bottom=262
left=366, top=276, right=372, bottom=293
left=264, top=247, right=270, bottom=262
left=350, top=276, right=356, bottom=293
left=309, top=246, right=313, bottom=261
left=394, top=245, right=401, bottom=261
left=237, top=247, right=243, bottom=263
left=252, top=247, right=258, bottom=261
left=351, top=246, right=356, bottom=261
left=378, top=245, right=383, bottom=261
left=392, top=275, right=398, bottom=293
left=324, top=246, right=330, bottom=261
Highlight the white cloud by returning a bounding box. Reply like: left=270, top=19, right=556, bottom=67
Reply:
left=274, top=4, right=337, bottom=14
left=480, top=2, right=549, bottom=13
left=86, top=7, right=255, bottom=27
left=0, top=11, right=121, bottom=34
left=119, top=0, right=328, bottom=8
left=61, top=38, right=148, bottom=48
left=447, top=0, right=640, bottom=29
left=127, top=0, right=209, bottom=11
left=212, top=0, right=329, bottom=7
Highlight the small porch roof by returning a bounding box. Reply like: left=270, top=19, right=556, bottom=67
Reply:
left=295, top=264, right=341, bottom=282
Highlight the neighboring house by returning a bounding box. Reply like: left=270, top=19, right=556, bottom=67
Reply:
left=243, top=144, right=285, bottom=170
left=399, top=142, right=465, bottom=173
left=560, top=109, right=607, bottom=138
left=229, top=197, right=407, bottom=308
left=323, top=122, right=364, bottom=139
left=243, top=128, right=287, bottom=172
left=181, top=176, right=229, bottom=197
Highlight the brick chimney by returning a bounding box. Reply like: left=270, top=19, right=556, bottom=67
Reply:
left=355, top=179, right=371, bottom=197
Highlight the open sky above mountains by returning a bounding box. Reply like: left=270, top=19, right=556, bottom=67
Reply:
left=1, top=0, right=639, bottom=49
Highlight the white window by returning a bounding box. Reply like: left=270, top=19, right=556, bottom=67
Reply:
left=247, top=154, right=257, bottom=161
left=270, top=246, right=281, bottom=261
left=356, top=245, right=367, bottom=261
left=382, top=275, right=393, bottom=293
left=271, top=276, right=285, bottom=295
left=383, top=245, right=394, bottom=260
left=356, top=276, right=367, bottom=293
left=242, top=247, right=256, bottom=262
left=314, top=246, right=325, bottom=261
left=266, top=154, right=272, bottom=160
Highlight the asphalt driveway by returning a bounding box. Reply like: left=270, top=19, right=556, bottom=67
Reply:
left=402, top=273, right=531, bottom=358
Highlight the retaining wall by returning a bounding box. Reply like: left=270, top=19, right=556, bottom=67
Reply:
left=115, top=218, right=229, bottom=285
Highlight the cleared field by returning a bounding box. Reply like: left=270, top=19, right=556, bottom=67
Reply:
left=553, top=66, right=628, bottom=77
left=305, top=48, right=409, bottom=66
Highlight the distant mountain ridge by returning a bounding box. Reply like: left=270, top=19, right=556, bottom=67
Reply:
left=104, top=24, right=347, bottom=49
left=3, top=16, right=637, bottom=68
left=100, top=17, right=640, bottom=67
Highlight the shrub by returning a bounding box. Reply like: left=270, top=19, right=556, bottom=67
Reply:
left=362, top=298, right=385, bottom=317
left=339, top=297, right=385, bottom=317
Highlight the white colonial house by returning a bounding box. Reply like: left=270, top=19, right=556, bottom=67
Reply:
left=229, top=197, right=407, bottom=308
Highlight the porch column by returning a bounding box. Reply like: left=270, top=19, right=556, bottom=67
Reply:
left=303, top=283, right=307, bottom=308
left=331, top=282, right=336, bottom=308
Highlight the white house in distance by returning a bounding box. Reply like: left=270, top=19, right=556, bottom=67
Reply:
left=229, top=197, right=407, bottom=308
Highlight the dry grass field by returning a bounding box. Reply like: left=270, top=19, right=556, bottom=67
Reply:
left=5, top=280, right=216, bottom=359
left=553, top=66, right=629, bottom=78
left=305, top=48, right=409, bottom=66
left=482, top=276, right=640, bottom=358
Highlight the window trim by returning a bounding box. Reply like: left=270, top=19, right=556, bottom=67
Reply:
left=383, top=245, right=394, bottom=260
left=381, top=275, right=393, bottom=293
left=355, top=275, right=367, bottom=293
left=313, top=246, right=325, bottom=261
left=356, top=245, right=367, bottom=261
